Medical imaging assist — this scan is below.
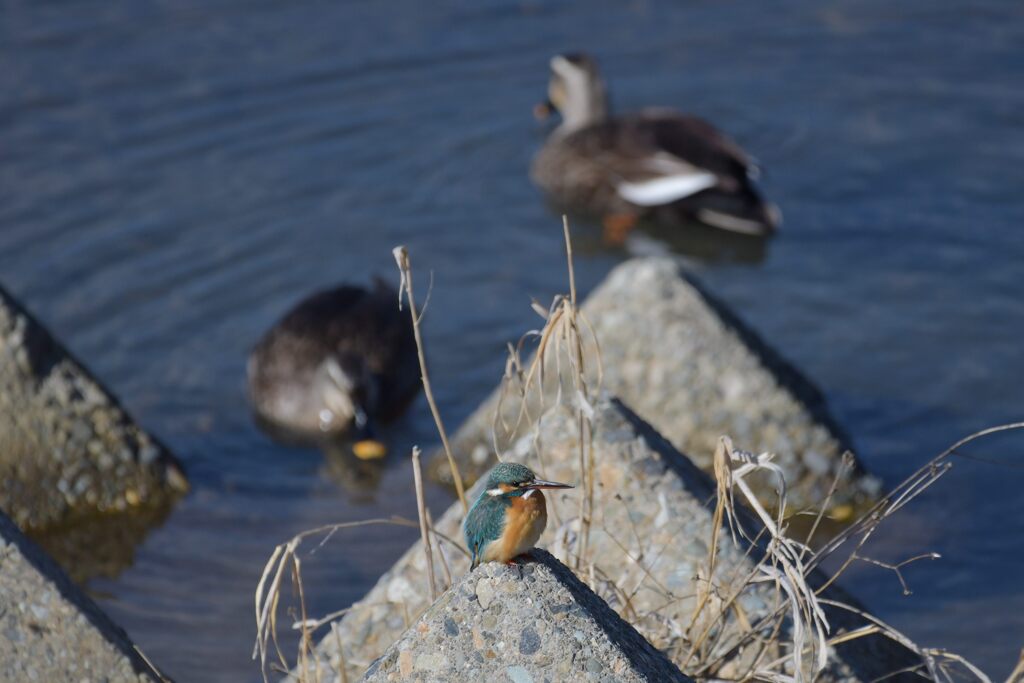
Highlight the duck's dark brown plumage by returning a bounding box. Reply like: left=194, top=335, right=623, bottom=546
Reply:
left=531, top=53, right=779, bottom=236
left=247, top=281, right=419, bottom=438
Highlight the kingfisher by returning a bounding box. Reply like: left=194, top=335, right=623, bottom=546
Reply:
left=462, top=462, right=574, bottom=569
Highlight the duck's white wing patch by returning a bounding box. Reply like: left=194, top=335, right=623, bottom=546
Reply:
left=616, top=152, right=717, bottom=206
left=616, top=171, right=717, bottom=206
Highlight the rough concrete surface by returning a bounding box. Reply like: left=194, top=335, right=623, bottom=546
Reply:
left=361, top=550, right=690, bottom=683
left=428, top=257, right=880, bottom=513
left=0, top=283, right=188, bottom=531
left=0, top=509, right=163, bottom=682
left=294, top=398, right=919, bottom=682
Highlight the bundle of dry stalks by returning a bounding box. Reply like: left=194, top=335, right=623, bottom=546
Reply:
left=491, top=218, right=604, bottom=571
left=253, top=221, right=1019, bottom=683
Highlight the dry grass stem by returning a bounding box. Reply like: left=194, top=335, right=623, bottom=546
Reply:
left=411, top=446, right=438, bottom=601
left=799, top=451, right=853, bottom=560
left=393, top=245, right=468, bottom=513
left=492, top=218, right=602, bottom=576
left=132, top=645, right=173, bottom=683
left=426, top=508, right=454, bottom=587
left=331, top=622, right=349, bottom=683
left=853, top=553, right=940, bottom=596
left=693, top=424, right=1024, bottom=683
left=1005, top=650, right=1024, bottom=683
left=253, top=517, right=437, bottom=683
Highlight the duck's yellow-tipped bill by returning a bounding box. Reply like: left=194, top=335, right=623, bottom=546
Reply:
left=353, top=439, right=387, bottom=460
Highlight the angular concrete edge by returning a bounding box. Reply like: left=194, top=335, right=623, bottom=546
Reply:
left=428, top=257, right=880, bottom=513
left=0, top=509, right=166, bottom=682
left=361, top=550, right=690, bottom=683
left=673, top=269, right=854, bottom=449
left=0, top=283, right=188, bottom=530
left=609, top=399, right=924, bottom=683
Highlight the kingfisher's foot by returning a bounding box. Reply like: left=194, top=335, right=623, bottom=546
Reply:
left=506, top=551, right=535, bottom=565
left=505, top=556, right=526, bottom=579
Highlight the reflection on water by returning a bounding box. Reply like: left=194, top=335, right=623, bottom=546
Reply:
left=321, top=445, right=387, bottom=503
left=556, top=209, right=772, bottom=264
left=2, top=0, right=1023, bottom=680
left=253, top=414, right=393, bottom=500
left=28, top=503, right=175, bottom=586
left=638, top=218, right=771, bottom=264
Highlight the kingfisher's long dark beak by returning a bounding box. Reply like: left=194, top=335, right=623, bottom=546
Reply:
left=526, top=478, right=573, bottom=490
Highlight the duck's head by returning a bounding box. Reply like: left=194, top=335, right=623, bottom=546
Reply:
left=482, top=462, right=574, bottom=498
left=535, top=52, right=608, bottom=134
left=315, top=354, right=387, bottom=460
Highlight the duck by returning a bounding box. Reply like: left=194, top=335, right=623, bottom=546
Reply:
left=531, top=53, right=780, bottom=240
left=247, top=280, right=419, bottom=459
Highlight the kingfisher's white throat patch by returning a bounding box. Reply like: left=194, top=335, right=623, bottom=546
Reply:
left=486, top=486, right=538, bottom=498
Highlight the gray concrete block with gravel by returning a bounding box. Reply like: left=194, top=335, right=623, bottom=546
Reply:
left=428, top=257, right=881, bottom=513
left=360, top=549, right=691, bottom=683
left=0, top=283, right=188, bottom=532
left=0, top=509, right=163, bottom=682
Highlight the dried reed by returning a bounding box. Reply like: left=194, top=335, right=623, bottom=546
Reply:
left=251, top=516, right=465, bottom=683
left=411, top=446, right=437, bottom=601
left=393, top=245, right=468, bottom=513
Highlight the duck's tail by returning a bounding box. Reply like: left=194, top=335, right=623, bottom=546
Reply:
left=691, top=183, right=781, bottom=236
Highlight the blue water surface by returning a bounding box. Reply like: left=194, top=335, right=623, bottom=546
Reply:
left=2, top=1, right=1022, bottom=680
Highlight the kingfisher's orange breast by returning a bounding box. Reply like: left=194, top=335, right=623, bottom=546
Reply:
left=497, top=489, right=548, bottom=562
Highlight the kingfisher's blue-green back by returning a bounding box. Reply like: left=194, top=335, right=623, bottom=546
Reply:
left=463, top=493, right=511, bottom=568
